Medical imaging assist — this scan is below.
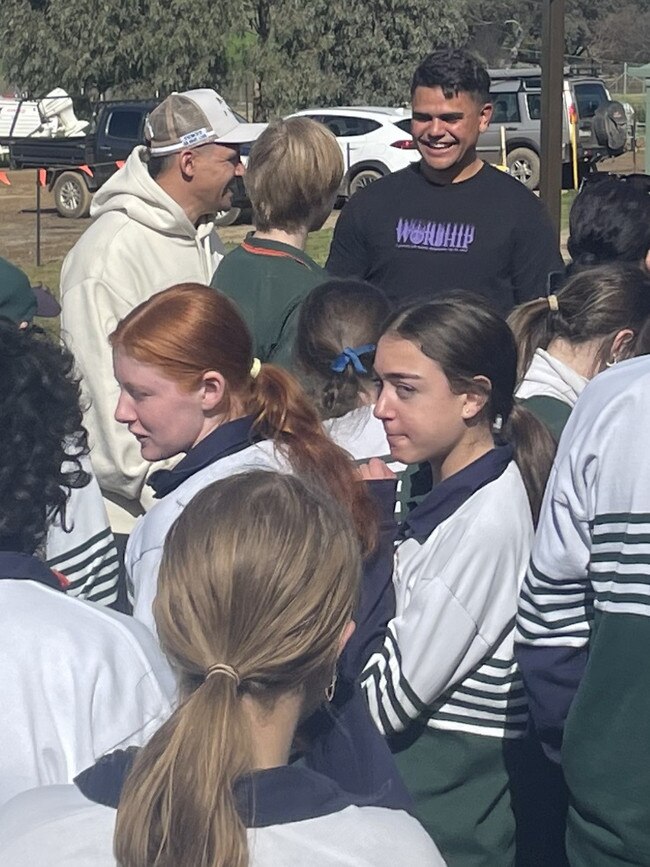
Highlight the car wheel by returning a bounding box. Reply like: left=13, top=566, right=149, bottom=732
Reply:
left=506, top=148, right=540, bottom=190
left=349, top=169, right=383, bottom=196
left=53, top=172, right=92, bottom=219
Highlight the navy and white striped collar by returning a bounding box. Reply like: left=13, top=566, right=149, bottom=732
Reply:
left=148, top=415, right=261, bottom=499
left=399, top=444, right=514, bottom=543
left=0, top=550, right=66, bottom=591
left=75, top=748, right=382, bottom=826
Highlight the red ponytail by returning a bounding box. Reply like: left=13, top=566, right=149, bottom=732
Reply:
left=250, top=364, right=378, bottom=554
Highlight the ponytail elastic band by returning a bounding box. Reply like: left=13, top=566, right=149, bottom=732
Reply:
left=330, top=344, right=375, bottom=375
left=205, top=663, right=240, bottom=687
left=547, top=294, right=559, bottom=312
left=250, top=357, right=262, bottom=379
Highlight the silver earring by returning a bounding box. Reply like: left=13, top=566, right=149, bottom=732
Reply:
left=325, top=671, right=337, bottom=702
left=606, top=357, right=618, bottom=368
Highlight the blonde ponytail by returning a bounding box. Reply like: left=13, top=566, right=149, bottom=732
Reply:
left=114, top=471, right=361, bottom=867
left=115, top=680, right=250, bottom=867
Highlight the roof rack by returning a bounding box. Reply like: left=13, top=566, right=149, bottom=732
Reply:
left=488, top=67, right=542, bottom=79
left=489, top=59, right=601, bottom=80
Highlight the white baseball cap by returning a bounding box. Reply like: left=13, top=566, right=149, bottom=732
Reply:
left=145, top=89, right=266, bottom=155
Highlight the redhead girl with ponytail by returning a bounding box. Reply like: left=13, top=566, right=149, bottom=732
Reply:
left=109, top=283, right=376, bottom=636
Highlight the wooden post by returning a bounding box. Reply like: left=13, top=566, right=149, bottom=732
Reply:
left=539, top=0, right=565, bottom=241
left=627, top=65, right=650, bottom=175
left=35, top=169, right=41, bottom=267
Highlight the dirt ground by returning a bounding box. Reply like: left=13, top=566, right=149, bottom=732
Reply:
left=0, top=169, right=340, bottom=290
left=0, top=169, right=260, bottom=286
left=0, top=148, right=641, bottom=289
left=1, top=170, right=88, bottom=276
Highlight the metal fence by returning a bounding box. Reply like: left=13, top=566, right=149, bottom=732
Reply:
left=602, top=63, right=647, bottom=95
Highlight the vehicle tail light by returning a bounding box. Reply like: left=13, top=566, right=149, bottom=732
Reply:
left=391, top=139, right=416, bottom=149
left=568, top=103, right=578, bottom=124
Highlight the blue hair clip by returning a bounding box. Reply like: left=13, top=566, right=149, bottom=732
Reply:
left=330, top=344, right=376, bottom=375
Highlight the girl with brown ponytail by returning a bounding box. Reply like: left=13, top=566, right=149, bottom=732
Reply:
left=0, top=472, right=442, bottom=866
left=358, top=292, right=557, bottom=864
left=294, top=278, right=411, bottom=514
left=108, top=283, right=376, bottom=636
left=508, top=262, right=650, bottom=439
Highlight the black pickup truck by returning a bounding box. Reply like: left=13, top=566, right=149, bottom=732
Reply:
left=7, top=100, right=157, bottom=218
left=6, top=99, right=248, bottom=222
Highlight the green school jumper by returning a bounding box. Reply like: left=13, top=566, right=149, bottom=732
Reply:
left=362, top=450, right=535, bottom=866
left=211, top=235, right=327, bottom=369
left=516, top=356, right=650, bottom=867
left=517, top=395, right=572, bottom=441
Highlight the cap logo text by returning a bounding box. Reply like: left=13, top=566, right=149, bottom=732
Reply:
left=179, top=128, right=213, bottom=147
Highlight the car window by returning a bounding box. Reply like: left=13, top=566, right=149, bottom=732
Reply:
left=105, top=110, right=142, bottom=140
left=491, top=93, right=521, bottom=124
left=321, top=115, right=381, bottom=136
left=393, top=118, right=412, bottom=134
left=573, top=83, right=608, bottom=119
left=526, top=94, right=541, bottom=120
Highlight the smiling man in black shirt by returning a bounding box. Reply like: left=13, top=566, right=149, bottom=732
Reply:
left=326, top=49, right=563, bottom=314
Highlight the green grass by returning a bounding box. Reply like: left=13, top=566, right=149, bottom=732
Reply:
left=18, top=262, right=65, bottom=337
left=20, top=262, right=64, bottom=297
left=306, top=227, right=335, bottom=266
left=561, top=189, right=577, bottom=230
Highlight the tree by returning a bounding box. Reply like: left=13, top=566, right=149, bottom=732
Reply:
left=564, top=0, right=617, bottom=57
left=325, top=0, right=470, bottom=106
left=0, top=0, right=235, bottom=98
left=465, top=1, right=538, bottom=67
left=236, top=0, right=470, bottom=120
left=464, top=0, right=621, bottom=66
left=235, top=0, right=338, bottom=120
left=590, top=2, right=650, bottom=64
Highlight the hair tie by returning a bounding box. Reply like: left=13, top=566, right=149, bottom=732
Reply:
left=330, top=344, right=375, bottom=375
left=250, top=357, right=261, bottom=379
left=205, top=663, right=240, bottom=687
left=547, top=294, right=559, bottom=313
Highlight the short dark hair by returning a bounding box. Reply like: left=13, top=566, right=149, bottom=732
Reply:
left=411, top=48, right=491, bottom=102
left=146, top=152, right=175, bottom=180
left=0, top=320, right=90, bottom=553
left=568, top=175, right=650, bottom=269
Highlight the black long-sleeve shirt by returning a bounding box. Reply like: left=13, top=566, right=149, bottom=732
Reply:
left=326, top=162, right=563, bottom=315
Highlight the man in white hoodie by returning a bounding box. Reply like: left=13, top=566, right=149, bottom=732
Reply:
left=60, top=90, right=265, bottom=546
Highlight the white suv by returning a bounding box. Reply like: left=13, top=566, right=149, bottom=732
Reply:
left=287, top=106, right=419, bottom=198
